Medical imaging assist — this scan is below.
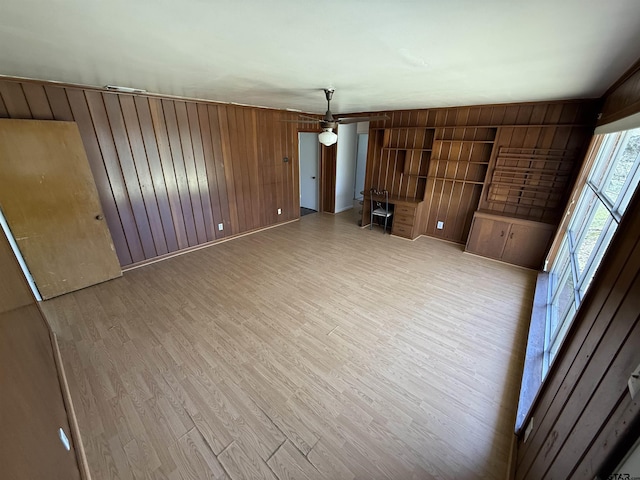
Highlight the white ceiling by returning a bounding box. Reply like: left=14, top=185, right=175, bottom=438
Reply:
left=1, top=0, right=640, bottom=114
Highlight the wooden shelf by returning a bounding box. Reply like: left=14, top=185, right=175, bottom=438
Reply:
left=364, top=192, right=423, bottom=206
left=490, top=181, right=566, bottom=191
left=428, top=176, right=484, bottom=185
left=493, top=166, right=571, bottom=175
left=434, top=139, right=495, bottom=144
left=382, top=147, right=432, bottom=152
left=482, top=145, right=583, bottom=222
left=430, top=159, right=489, bottom=165
left=485, top=200, right=556, bottom=209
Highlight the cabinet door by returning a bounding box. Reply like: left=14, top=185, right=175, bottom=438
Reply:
left=502, top=223, right=553, bottom=269
left=466, top=217, right=510, bottom=259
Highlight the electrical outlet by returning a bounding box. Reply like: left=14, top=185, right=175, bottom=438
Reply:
left=58, top=428, right=70, bottom=451
left=436, top=221, right=444, bottom=230
left=218, top=223, right=223, bottom=231
left=277, top=208, right=282, bottom=215
left=629, top=363, right=640, bottom=399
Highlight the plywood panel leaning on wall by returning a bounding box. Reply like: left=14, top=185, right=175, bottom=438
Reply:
left=0, top=119, right=121, bottom=299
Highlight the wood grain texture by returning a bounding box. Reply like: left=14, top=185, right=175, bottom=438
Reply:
left=321, top=145, right=336, bottom=213
left=267, top=440, right=322, bottom=480
left=0, top=78, right=299, bottom=268
left=599, top=57, right=640, bottom=126
left=0, top=119, right=121, bottom=298
left=364, top=101, right=598, bottom=244
left=218, top=441, right=278, bottom=480
left=480, top=126, right=591, bottom=223
left=515, top=187, right=640, bottom=479
left=43, top=212, right=537, bottom=480
left=0, top=228, right=84, bottom=480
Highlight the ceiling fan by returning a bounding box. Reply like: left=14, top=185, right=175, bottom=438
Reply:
left=289, top=89, right=388, bottom=146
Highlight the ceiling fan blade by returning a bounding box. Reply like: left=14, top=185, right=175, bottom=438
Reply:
left=298, top=114, right=322, bottom=121
left=280, top=119, right=321, bottom=124
left=337, top=115, right=390, bottom=124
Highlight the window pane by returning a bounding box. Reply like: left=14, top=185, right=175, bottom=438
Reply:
left=602, top=129, right=640, bottom=205
left=579, top=219, right=617, bottom=299
left=574, top=200, right=611, bottom=275
left=550, top=267, right=574, bottom=339
left=549, top=304, right=577, bottom=363
left=589, top=135, right=618, bottom=188
left=569, top=188, right=597, bottom=249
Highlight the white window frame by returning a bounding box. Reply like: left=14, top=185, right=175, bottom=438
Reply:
left=543, top=128, right=640, bottom=375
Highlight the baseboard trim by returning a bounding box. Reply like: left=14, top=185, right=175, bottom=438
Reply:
left=122, top=219, right=299, bottom=272
left=50, top=331, right=92, bottom=480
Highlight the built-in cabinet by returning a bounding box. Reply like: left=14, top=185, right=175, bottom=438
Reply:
left=390, top=200, right=424, bottom=239
left=466, top=211, right=555, bottom=269
left=362, top=126, right=433, bottom=239
left=361, top=102, right=597, bottom=267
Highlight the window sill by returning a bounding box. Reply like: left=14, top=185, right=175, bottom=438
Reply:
left=515, top=271, right=548, bottom=434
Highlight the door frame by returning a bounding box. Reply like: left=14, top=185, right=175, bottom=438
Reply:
left=298, top=132, right=321, bottom=212
left=354, top=132, right=369, bottom=201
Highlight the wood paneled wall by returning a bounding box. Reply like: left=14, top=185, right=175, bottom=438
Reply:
left=365, top=102, right=598, bottom=244
left=321, top=145, right=337, bottom=213
left=514, top=187, right=640, bottom=479
left=514, top=58, right=640, bottom=480
left=599, top=58, right=640, bottom=126
left=0, top=78, right=300, bottom=267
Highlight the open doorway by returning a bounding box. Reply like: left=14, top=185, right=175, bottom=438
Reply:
left=299, top=133, right=320, bottom=216
left=353, top=131, right=369, bottom=224
left=354, top=132, right=368, bottom=202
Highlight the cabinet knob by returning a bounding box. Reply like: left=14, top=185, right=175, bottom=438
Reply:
left=95, top=214, right=104, bottom=220
left=510, top=232, right=514, bottom=239
left=500, top=231, right=504, bottom=237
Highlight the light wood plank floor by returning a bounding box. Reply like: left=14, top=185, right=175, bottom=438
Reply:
left=43, top=212, right=536, bottom=480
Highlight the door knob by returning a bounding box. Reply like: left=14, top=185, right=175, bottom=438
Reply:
left=95, top=214, right=104, bottom=220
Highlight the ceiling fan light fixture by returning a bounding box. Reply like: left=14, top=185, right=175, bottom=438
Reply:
left=318, top=128, right=338, bottom=147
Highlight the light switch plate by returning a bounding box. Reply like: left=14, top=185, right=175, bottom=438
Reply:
left=218, top=223, right=223, bottom=231
left=277, top=208, right=282, bottom=215
left=436, top=221, right=444, bottom=229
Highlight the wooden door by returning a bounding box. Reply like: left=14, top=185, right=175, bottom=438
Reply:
left=0, top=228, right=83, bottom=480
left=0, top=119, right=121, bottom=299
left=502, top=223, right=554, bottom=269
left=466, top=216, right=510, bottom=259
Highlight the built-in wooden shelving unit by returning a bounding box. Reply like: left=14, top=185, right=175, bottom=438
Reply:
left=482, top=146, right=581, bottom=223
left=375, top=126, right=436, bottom=202
left=363, top=101, right=598, bottom=247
